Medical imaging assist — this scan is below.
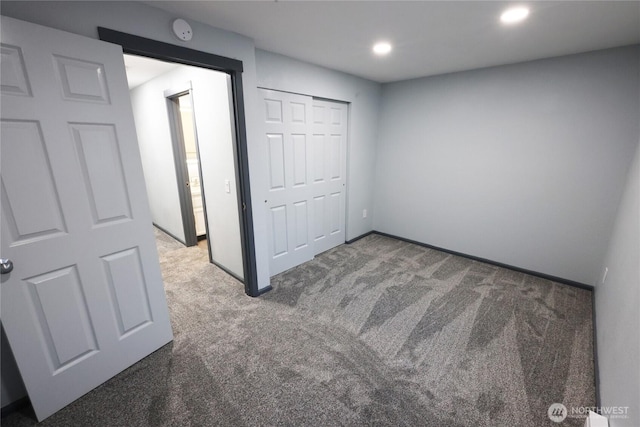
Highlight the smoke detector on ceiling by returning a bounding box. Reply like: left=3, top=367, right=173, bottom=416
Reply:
left=172, top=19, right=193, bottom=42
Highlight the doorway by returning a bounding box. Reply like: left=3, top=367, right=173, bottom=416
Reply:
left=125, top=54, right=245, bottom=281
left=166, top=88, right=207, bottom=248
left=100, top=28, right=259, bottom=296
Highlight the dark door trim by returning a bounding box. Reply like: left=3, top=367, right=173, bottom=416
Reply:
left=164, top=84, right=199, bottom=248
left=99, top=27, right=259, bottom=298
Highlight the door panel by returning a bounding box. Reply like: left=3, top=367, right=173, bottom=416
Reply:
left=260, top=90, right=348, bottom=275
left=1, top=120, right=67, bottom=241
left=311, top=99, right=347, bottom=255
left=270, top=205, right=288, bottom=257
left=1, top=44, right=32, bottom=96
left=101, top=248, right=153, bottom=336
left=292, top=134, right=307, bottom=186
left=330, top=192, right=342, bottom=234
left=0, top=16, right=173, bottom=421
left=330, top=135, right=342, bottom=180
left=261, top=89, right=314, bottom=275
left=312, top=134, right=325, bottom=183
left=53, top=55, right=111, bottom=104
left=71, top=123, right=132, bottom=225
left=313, top=195, right=326, bottom=241
left=268, top=133, right=286, bottom=190
left=26, top=266, right=98, bottom=372
left=293, top=201, right=309, bottom=249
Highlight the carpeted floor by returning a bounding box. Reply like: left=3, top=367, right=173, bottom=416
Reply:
left=3, top=229, right=595, bottom=426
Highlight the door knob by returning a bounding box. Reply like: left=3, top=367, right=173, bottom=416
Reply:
left=1, top=258, right=13, bottom=274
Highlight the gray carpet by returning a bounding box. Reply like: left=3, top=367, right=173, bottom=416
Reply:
left=3, top=230, right=595, bottom=426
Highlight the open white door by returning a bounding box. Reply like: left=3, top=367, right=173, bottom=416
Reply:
left=0, top=16, right=173, bottom=421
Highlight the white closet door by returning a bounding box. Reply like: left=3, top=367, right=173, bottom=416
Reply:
left=260, top=89, right=315, bottom=275
left=0, top=16, right=173, bottom=421
left=260, top=90, right=348, bottom=275
left=310, top=99, right=348, bottom=255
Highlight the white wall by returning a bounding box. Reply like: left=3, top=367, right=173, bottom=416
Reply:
left=130, top=65, right=244, bottom=279
left=374, top=46, right=640, bottom=285
left=0, top=0, right=270, bottom=293
left=596, top=139, right=640, bottom=427
left=255, top=50, right=381, bottom=240
left=193, top=73, right=245, bottom=279
left=129, top=69, right=184, bottom=242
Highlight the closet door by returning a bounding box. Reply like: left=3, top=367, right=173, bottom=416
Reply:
left=260, top=89, right=315, bottom=275
left=260, top=90, right=348, bottom=275
left=310, top=99, right=347, bottom=255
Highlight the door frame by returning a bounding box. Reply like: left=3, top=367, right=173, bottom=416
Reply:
left=98, top=28, right=259, bottom=297
left=164, top=84, right=201, bottom=248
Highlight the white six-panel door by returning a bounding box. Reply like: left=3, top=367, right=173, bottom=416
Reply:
left=260, top=89, right=347, bottom=276
left=261, top=90, right=315, bottom=275
left=310, top=99, right=347, bottom=255
left=0, top=16, right=173, bottom=421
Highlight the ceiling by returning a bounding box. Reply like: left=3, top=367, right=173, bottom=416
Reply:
left=145, top=1, right=640, bottom=83
left=123, top=54, right=180, bottom=89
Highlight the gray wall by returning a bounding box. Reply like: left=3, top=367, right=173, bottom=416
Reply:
left=373, top=46, right=640, bottom=285
left=596, top=139, right=640, bottom=427
left=255, top=50, right=381, bottom=241
left=130, top=65, right=244, bottom=279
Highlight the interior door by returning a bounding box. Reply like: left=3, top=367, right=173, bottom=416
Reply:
left=310, top=99, right=348, bottom=255
left=260, top=89, right=315, bottom=275
left=0, top=16, right=173, bottom=421
left=260, top=90, right=348, bottom=275
left=165, top=86, right=198, bottom=247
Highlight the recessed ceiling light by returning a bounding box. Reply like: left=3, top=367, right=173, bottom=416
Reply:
left=373, top=42, right=392, bottom=56
left=500, top=7, right=530, bottom=24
